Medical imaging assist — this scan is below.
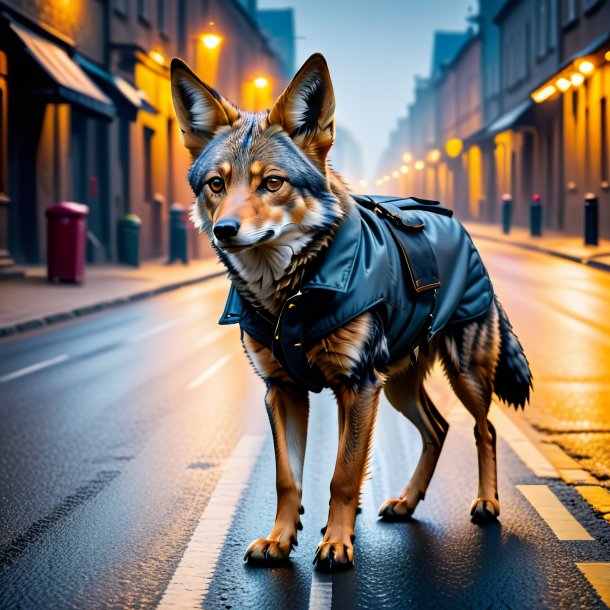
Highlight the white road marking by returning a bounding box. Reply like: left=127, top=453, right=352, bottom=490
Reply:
left=187, top=354, right=232, bottom=390
left=128, top=318, right=183, bottom=343
left=576, top=563, right=610, bottom=607
left=309, top=571, right=333, bottom=610
left=0, top=354, right=69, bottom=383
left=489, top=404, right=559, bottom=478
left=517, top=485, right=594, bottom=540
left=157, top=434, right=267, bottom=610
left=196, top=326, right=233, bottom=348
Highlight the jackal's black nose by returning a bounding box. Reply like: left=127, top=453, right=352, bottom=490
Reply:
left=213, top=217, right=240, bottom=241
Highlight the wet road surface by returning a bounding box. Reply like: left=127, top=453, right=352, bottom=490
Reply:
left=0, top=240, right=609, bottom=608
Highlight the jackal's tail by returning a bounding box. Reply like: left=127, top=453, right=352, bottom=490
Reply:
left=493, top=296, right=532, bottom=409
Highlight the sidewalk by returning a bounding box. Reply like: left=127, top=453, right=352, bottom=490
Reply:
left=0, top=258, right=225, bottom=337
left=465, top=222, right=610, bottom=271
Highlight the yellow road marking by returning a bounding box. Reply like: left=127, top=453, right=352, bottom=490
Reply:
left=490, top=405, right=559, bottom=478
left=576, top=486, right=610, bottom=521
left=517, top=485, right=594, bottom=540
left=559, top=469, right=598, bottom=485
left=576, top=563, right=610, bottom=607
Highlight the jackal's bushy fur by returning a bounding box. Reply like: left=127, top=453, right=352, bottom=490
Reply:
left=171, top=54, right=532, bottom=572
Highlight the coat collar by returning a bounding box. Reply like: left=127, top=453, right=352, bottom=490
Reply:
left=301, top=205, right=361, bottom=293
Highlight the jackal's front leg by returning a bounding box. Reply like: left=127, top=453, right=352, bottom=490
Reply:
left=244, top=381, right=309, bottom=564
left=315, top=381, right=382, bottom=571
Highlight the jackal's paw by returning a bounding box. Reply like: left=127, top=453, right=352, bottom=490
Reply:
left=470, top=498, right=500, bottom=524
left=313, top=541, right=354, bottom=572
left=243, top=538, right=293, bottom=565
left=378, top=498, right=415, bottom=521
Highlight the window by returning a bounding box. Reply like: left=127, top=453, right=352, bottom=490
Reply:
left=113, top=0, right=128, bottom=16
left=143, top=127, right=154, bottom=201
left=158, top=0, right=168, bottom=37
left=584, top=0, right=603, bottom=12
left=562, top=0, right=577, bottom=26
left=537, top=0, right=548, bottom=58
left=601, top=98, right=608, bottom=182
left=138, top=0, right=150, bottom=23
left=549, top=0, right=558, bottom=49
left=0, top=87, right=4, bottom=194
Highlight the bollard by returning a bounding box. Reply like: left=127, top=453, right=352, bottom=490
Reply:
left=169, top=203, right=189, bottom=264
left=584, top=193, right=599, bottom=246
left=501, top=194, right=512, bottom=234
left=530, top=194, right=542, bottom=237
left=117, top=214, right=142, bottom=267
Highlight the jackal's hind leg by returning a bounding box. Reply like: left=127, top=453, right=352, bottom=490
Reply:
left=379, top=363, right=449, bottom=521
left=441, top=309, right=501, bottom=523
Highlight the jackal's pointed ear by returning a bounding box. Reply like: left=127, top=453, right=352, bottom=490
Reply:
left=171, top=58, right=239, bottom=159
left=268, top=53, right=335, bottom=167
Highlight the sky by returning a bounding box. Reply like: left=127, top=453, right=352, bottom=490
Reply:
left=258, top=0, right=474, bottom=181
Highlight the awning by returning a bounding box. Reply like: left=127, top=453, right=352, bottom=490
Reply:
left=486, top=99, right=532, bottom=137
left=74, top=54, right=159, bottom=120
left=10, top=21, right=114, bottom=119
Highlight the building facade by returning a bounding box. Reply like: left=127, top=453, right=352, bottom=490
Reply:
left=377, top=0, right=610, bottom=239
left=0, top=0, right=286, bottom=268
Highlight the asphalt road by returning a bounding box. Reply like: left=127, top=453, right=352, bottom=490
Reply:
left=0, top=240, right=609, bottom=609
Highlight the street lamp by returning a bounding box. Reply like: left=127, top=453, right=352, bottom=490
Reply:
left=578, top=60, right=594, bottom=75
left=414, top=161, right=425, bottom=171
left=570, top=73, right=585, bottom=87
left=253, top=76, right=269, bottom=89
left=402, top=152, right=412, bottom=163
left=201, top=34, right=222, bottom=49
left=149, top=50, right=165, bottom=66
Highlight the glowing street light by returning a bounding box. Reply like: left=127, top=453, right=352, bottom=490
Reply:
left=383, top=175, right=390, bottom=182
left=400, top=165, right=409, bottom=174
left=427, top=149, right=441, bottom=163
left=392, top=170, right=399, bottom=179
left=570, top=72, right=585, bottom=87
left=359, top=180, right=368, bottom=189
left=149, top=50, right=165, bottom=65
left=253, top=76, right=269, bottom=89
left=402, top=152, right=413, bottom=163
left=556, top=77, right=571, bottom=92
left=445, top=138, right=463, bottom=158
left=578, top=60, right=594, bottom=75
left=532, top=84, right=556, bottom=103
left=414, top=160, right=425, bottom=171
left=201, top=34, right=222, bottom=49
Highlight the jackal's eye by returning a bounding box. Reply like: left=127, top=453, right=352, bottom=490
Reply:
left=207, top=177, right=225, bottom=194
left=263, top=176, right=284, bottom=192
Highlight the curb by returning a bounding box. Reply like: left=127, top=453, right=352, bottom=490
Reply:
left=0, top=270, right=226, bottom=339
left=468, top=231, right=610, bottom=273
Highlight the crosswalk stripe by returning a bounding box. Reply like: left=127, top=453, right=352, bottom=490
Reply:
left=157, top=434, right=267, bottom=609
left=517, top=485, right=594, bottom=540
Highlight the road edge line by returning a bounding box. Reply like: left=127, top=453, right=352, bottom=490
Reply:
left=576, top=563, right=610, bottom=607
left=516, top=484, right=594, bottom=540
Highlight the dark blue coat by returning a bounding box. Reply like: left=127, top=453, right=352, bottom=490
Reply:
left=219, top=196, right=494, bottom=392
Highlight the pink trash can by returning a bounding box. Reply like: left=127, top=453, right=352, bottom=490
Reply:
left=46, top=202, right=89, bottom=283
